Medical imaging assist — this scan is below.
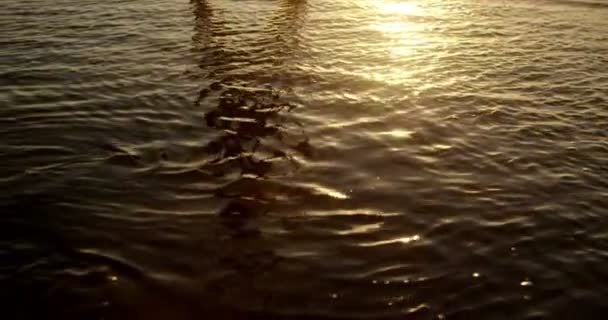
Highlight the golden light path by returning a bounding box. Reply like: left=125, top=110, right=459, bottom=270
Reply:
left=364, top=0, right=431, bottom=85
left=372, top=2, right=430, bottom=67
left=375, top=1, right=422, bottom=16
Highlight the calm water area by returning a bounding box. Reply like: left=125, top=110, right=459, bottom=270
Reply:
left=1, top=0, right=608, bottom=318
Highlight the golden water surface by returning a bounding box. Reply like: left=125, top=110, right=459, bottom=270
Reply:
left=1, top=0, right=608, bottom=318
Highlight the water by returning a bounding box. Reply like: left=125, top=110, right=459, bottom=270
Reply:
left=1, top=0, right=608, bottom=318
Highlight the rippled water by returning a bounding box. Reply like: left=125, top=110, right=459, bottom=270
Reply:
left=2, top=0, right=608, bottom=318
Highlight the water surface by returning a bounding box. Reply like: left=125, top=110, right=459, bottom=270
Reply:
left=2, top=0, right=608, bottom=318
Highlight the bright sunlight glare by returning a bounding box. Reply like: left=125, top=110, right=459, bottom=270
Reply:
left=375, top=1, right=421, bottom=16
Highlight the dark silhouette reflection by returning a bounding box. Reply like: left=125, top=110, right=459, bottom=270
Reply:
left=191, top=0, right=309, bottom=233
left=272, top=1, right=308, bottom=60
left=188, top=9, right=315, bottom=314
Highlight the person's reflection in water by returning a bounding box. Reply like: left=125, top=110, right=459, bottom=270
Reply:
left=204, top=85, right=298, bottom=235
left=187, top=2, right=312, bottom=315
left=192, top=0, right=309, bottom=238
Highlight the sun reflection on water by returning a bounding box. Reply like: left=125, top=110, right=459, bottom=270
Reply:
left=373, top=22, right=421, bottom=34
left=363, top=0, right=450, bottom=84
left=376, top=1, right=421, bottom=16
left=369, top=1, right=431, bottom=59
